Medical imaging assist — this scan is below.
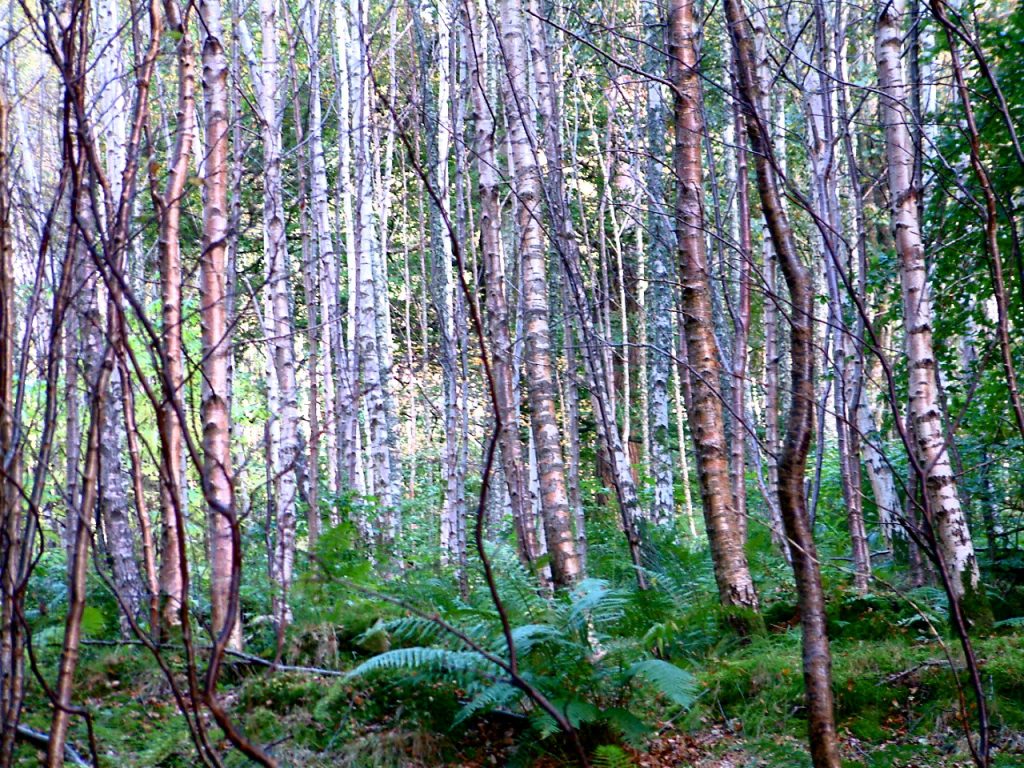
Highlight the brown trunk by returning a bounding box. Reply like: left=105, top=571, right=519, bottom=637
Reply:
left=499, top=0, right=580, bottom=587
left=155, top=0, right=194, bottom=631
left=199, top=0, right=241, bottom=650
left=0, top=93, right=25, bottom=765
left=725, top=0, right=841, bottom=763
left=670, top=0, right=758, bottom=616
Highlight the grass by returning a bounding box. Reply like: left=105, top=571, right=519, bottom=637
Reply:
left=12, top=625, right=1023, bottom=767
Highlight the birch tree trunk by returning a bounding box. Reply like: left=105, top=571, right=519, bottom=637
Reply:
left=670, top=0, right=759, bottom=616
left=644, top=0, right=675, bottom=526
left=730, top=70, right=752, bottom=542
left=874, top=0, right=979, bottom=599
left=524, top=0, right=646, bottom=583
left=727, top=0, right=841, bottom=760
left=351, top=0, right=398, bottom=543
left=499, top=0, right=580, bottom=587
left=259, top=0, right=301, bottom=633
left=463, top=0, right=538, bottom=565
left=200, top=0, right=242, bottom=650
left=787, top=0, right=870, bottom=591
left=101, top=365, right=144, bottom=630
left=155, top=0, right=194, bottom=631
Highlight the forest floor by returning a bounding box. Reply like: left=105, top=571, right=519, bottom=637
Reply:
left=13, top=625, right=1024, bottom=767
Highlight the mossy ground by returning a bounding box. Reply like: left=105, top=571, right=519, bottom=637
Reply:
left=14, top=623, right=1023, bottom=767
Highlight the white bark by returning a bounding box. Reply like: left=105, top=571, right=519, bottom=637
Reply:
left=875, top=0, right=978, bottom=597
left=257, top=0, right=300, bottom=629
left=350, top=0, right=398, bottom=538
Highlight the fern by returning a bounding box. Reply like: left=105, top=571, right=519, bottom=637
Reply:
left=560, top=697, right=601, bottom=728
left=628, top=658, right=697, bottom=708
left=565, top=579, right=628, bottom=632
left=602, top=707, right=650, bottom=748
left=509, top=623, right=572, bottom=655
left=371, top=615, right=445, bottom=646
left=453, top=681, right=522, bottom=726
left=593, top=744, right=635, bottom=768
left=528, top=707, right=560, bottom=739
left=346, top=648, right=497, bottom=680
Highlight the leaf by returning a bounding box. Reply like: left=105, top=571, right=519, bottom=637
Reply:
left=563, top=698, right=601, bottom=728
left=602, top=707, right=650, bottom=748
left=453, top=682, right=521, bottom=726
left=510, top=623, right=570, bottom=655
left=345, top=648, right=497, bottom=680
left=628, top=658, right=697, bottom=708
left=81, top=605, right=107, bottom=637
left=593, top=744, right=635, bottom=768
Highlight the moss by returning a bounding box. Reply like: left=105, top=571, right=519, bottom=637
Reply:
left=961, top=578, right=995, bottom=631
left=846, top=707, right=888, bottom=741
left=237, top=672, right=322, bottom=713
left=827, top=593, right=911, bottom=641
left=716, top=604, right=767, bottom=639
left=245, top=707, right=281, bottom=742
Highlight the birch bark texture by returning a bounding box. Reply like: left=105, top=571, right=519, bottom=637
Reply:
left=156, top=0, right=195, bottom=631
left=726, top=0, right=842, bottom=761
left=200, top=0, right=242, bottom=650
left=259, top=0, right=301, bottom=633
left=669, top=0, right=758, bottom=615
left=498, top=0, right=580, bottom=587
left=874, top=0, right=978, bottom=599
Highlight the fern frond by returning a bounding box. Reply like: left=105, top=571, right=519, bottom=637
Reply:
left=509, top=623, right=577, bottom=656
left=593, top=744, right=635, bottom=768
left=566, top=579, right=628, bottom=632
left=373, top=616, right=445, bottom=646
left=453, top=681, right=522, bottom=726
left=601, top=707, right=650, bottom=749
left=628, top=658, right=696, bottom=708
left=528, top=707, right=560, bottom=740
left=346, top=648, right=498, bottom=680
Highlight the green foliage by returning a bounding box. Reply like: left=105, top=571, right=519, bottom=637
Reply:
left=336, top=555, right=700, bottom=759
left=346, top=647, right=499, bottom=681
left=627, top=659, right=696, bottom=708
left=592, top=743, right=635, bottom=768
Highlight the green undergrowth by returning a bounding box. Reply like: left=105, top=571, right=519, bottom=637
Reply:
left=689, top=631, right=1024, bottom=767
left=14, top=609, right=1024, bottom=767
left=15, top=526, right=1024, bottom=766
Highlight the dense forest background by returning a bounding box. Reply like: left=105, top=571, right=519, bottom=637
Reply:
left=1, top=0, right=1024, bottom=764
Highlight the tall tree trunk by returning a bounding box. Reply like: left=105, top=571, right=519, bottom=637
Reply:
left=259, top=0, right=300, bottom=635
left=0, top=93, right=26, bottom=766
left=200, top=0, right=242, bottom=650
left=331, top=0, right=365, bottom=501
left=301, top=0, right=337, bottom=543
left=101, top=366, right=144, bottom=630
left=750, top=7, right=788, bottom=560
left=155, top=0, right=194, bottom=632
left=524, top=0, right=647, bottom=584
left=874, top=0, right=979, bottom=599
left=498, top=0, right=580, bottom=587
left=351, top=0, right=397, bottom=544
left=730, top=69, right=752, bottom=542
left=463, top=0, right=537, bottom=565
left=787, top=0, right=870, bottom=591
left=834, top=28, right=903, bottom=546
left=726, top=0, right=841, bottom=762
left=670, top=0, right=759, bottom=617
left=644, top=0, right=675, bottom=527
